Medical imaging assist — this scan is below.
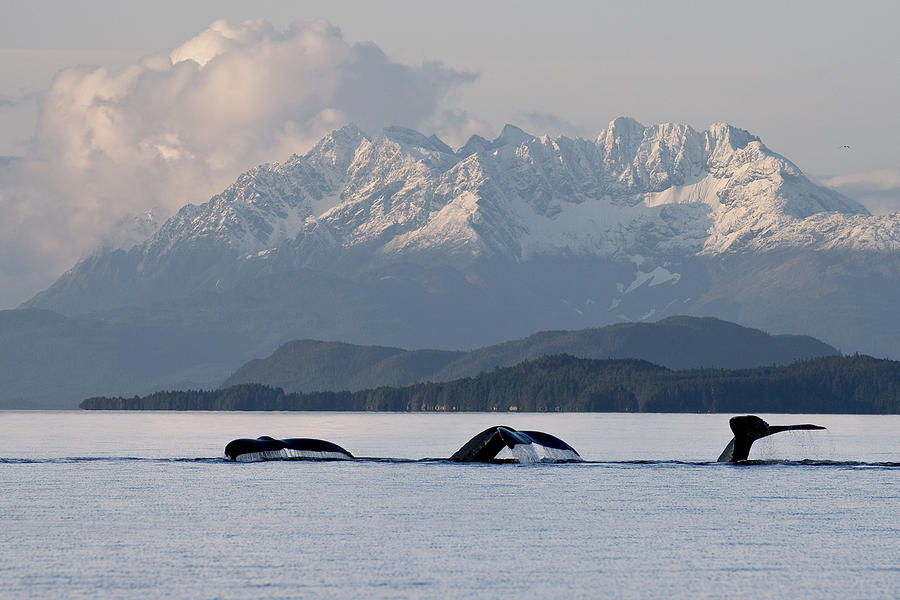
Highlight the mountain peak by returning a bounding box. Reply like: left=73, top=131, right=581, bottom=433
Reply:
left=381, top=126, right=454, bottom=154
left=607, top=116, right=645, bottom=133
left=598, top=117, right=647, bottom=163
left=306, top=123, right=369, bottom=170
left=705, top=122, right=759, bottom=152
left=495, top=124, right=534, bottom=147
left=456, top=134, right=492, bottom=157
left=323, top=122, right=369, bottom=146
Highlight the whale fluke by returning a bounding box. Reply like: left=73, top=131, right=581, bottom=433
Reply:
left=450, top=426, right=581, bottom=463
left=225, top=436, right=354, bottom=462
left=717, top=415, right=826, bottom=462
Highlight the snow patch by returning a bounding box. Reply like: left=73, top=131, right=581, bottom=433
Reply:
left=624, top=266, right=681, bottom=294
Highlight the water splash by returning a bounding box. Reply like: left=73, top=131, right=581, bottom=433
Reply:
left=497, top=444, right=581, bottom=463
left=751, top=429, right=831, bottom=462
left=232, top=448, right=354, bottom=462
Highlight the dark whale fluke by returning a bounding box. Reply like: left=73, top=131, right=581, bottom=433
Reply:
left=717, top=415, right=826, bottom=462
left=225, top=436, right=354, bottom=462
left=450, top=426, right=581, bottom=463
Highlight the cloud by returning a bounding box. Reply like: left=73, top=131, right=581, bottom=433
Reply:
left=823, top=169, right=900, bottom=216
left=823, top=169, right=900, bottom=191
left=0, top=19, right=479, bottom=308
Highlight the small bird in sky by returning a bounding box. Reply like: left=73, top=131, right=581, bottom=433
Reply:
left=838, top=145, right=851, bottom=150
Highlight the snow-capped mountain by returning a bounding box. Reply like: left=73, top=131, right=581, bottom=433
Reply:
left=24, top=119, right=900, bottom=358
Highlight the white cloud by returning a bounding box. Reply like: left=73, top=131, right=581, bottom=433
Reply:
left=823, top=169, right=900, bottom=192
left=0, top=19, right=478, bottom=308
left=823, top=169, right=900, bottom=216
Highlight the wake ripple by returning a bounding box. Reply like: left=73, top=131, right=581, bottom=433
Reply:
left=0, top=457, right=226, bottom=464
left=578, top=459, right=900, bottom=469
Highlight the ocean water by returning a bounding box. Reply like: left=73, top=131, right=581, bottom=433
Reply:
left=1, top=411, right=898, bottom=599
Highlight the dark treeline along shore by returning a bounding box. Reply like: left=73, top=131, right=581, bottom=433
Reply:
left=81, top=354, right=900, bottom=414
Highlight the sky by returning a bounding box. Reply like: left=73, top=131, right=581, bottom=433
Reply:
left=1, top=0, right=898, bottom=308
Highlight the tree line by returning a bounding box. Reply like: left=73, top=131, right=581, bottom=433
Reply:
left=79, top=353, right=900, bottom=414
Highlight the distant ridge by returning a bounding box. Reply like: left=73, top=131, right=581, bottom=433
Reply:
left=223, top=340, right=462, bottom=393
left=222, top=316, right=838, bottom=393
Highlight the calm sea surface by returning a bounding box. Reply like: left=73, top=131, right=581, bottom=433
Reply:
left=1, top=411, right=898, bottom=599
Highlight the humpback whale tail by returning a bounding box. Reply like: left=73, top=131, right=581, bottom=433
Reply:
left=225, top=436, right=354, bottom=462
left=450, top=426, right=581, bottom=463
left=717, top=415, right=826, bottom=462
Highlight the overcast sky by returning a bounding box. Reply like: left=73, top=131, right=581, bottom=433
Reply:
left=1, top=0, right=898, bottom=308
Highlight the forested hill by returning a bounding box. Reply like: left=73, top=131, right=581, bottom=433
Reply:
left=221, top=316, right=839, bottom=394
left=81, top=354, right=900, bottom=414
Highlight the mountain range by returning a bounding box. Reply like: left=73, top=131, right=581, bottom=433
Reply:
left=6, top=118, right=900, bottom=406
